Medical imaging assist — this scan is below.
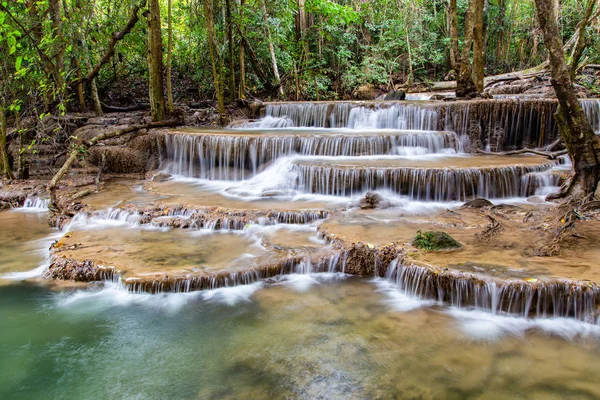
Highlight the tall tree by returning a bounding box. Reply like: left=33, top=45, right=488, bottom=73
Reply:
left=534, top=0, right=600, bottom=197
left=203, top=0, right=228, bottom=125
left=146, top=0, right=166, bottom=121
left=166, top=0, right=175, bottom=113
left=448, top=0, right=459, bottom=70
left=456, top=0, right=480, bottom=98
left=226, top=0, right=235, bottom=102
left=238, top=0, right=246, bottom=98
left=472, top=0, right=485, bottom=92
left=0, top=103, right=15, bottom=180
left=259, top=0, right=283, bottom=96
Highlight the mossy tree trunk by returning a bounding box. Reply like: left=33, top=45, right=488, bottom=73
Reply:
left=166, top=0, right=175, bottom=114
left=226, top=0, right=236, bottom=102
left=147, top=0, right=166, bottom=122
left=534, top=0, right=600, bottom=197
left=204, top=0, right=228, bottom=126
left=472, top=0, right=485, bottom=93
left=238, top=0, right=246, bottom=98
left=456, top=0, right=483, bottom=98
left=0, top=104, right=15, bottom=180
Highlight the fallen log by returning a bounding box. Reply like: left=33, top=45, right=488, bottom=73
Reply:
left=475, top=148, right=568, bottom=159
left=101, top=103, right=150, bottom=113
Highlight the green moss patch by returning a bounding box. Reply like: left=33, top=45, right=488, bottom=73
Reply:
left=413, top=230, right=462, bottom=251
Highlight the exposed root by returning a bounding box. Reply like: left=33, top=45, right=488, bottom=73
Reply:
left=476, top=213, right=503, bottom=243
left=546, top=172, right=579, bottom=201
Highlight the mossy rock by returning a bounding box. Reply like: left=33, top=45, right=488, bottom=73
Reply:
left=413, top=230, right=462, bottom=251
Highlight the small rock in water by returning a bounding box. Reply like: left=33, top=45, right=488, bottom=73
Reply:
left=152, top=173, right=171, bottom=182
left=413, top=230, right=462, bottom=251
left=384, top=90, right=406, bottom=100
left=261, top=190, right=286, bottom=198
left=359, top=191, right=391, bottom=209
left=461, top=198, right=493, bottom=209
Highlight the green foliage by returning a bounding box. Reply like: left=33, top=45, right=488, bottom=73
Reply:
left=0, top=0, right=598, bottom=109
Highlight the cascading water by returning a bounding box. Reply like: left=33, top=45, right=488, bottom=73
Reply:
left=161, top=130, right=458, bottom=180
left=293, top=159, right=556, bottom=201
left=581, top=99, right=600, bottom=134
left=258, top=102, right=440, bottom=130
left=384, top=260, right=600, bottom=323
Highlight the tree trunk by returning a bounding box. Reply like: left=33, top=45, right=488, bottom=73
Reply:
left=204, top=0, right=228, bottom=125
left=146, top=0, right=166, bottom=122
left=73, top=56, right=87, bottom=112
left=472, top=0, right=485, bottom=92
left=238, top=0, right=246, bottom=98
left=226, top=0, right=236, bottom=102
left=166, top=0, right=175, bottom=113
left=448, top=0, right=459, bottom=70
left=82, top=35, right=103, bottom=115
left=0, top=105, right=15, bottom=180
left=456, top=0, right=479, bottom=98
left=260, top=0, right=283, bottom=96
left=570, top=0, right=598, bottom=81
left=495, top=0, right=507, bottom=62
left=534, top=0, right=600, bottom=197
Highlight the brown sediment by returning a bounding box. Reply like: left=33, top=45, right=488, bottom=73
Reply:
left=42, top=196, right=600, bottom=322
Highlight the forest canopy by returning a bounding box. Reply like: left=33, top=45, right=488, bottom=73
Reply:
left=1, top=0, right=599, bottom=114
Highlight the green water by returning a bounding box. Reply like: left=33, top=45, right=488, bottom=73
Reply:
left=2, top=278, right=600, bottom=400
left=2, top=209, right=600, bottom=399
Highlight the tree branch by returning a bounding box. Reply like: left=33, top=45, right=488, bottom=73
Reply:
left=48, top=119, right=179, bottom=211
left=69, top=1, right=147, bottom=88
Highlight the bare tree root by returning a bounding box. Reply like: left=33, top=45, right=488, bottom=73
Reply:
left=476, top=213, right=503, bottom=243
left=545, top=173, right=579, bottom=201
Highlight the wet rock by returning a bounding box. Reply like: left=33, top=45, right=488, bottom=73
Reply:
left=152, top=173, right=171, bottom=182
left=385, top=90, right=406, bottom=101
left=413, top=230, right=462, bottom=251
left=44, top=258, right=115, bottom=282
left=261, top=190, right=287, bottom=198
left=359, top=191, right=391, bottom=209
left=0, top=191, right=26, bottom=207
left=461, top=198, right=493, bottom=209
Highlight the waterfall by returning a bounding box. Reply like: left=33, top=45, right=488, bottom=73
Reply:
left=385, top=260, right=600, bottom=323
left=293, top=161, right=555, bottom=201
left=260, top=102, right=440, bottom=130
left=581, top=99, right=600, bottom=134
left=161, top=130, right=458, bottom=180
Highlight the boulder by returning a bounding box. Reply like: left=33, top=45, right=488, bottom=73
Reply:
left=461, top=198, right=493, bottom=209
left=384, top=90, right=406, bottom=100
left=359, top=191, right=391, bottom=209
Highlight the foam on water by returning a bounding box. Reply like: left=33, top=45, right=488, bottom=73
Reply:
left=449, top=308, right=600, bottom=341
left=372, top=277, right=437, bottom=312
left=55, top=281, right=266, bottom=312
left=272, top=272, right=350, bottom=292
left=375, top=272, right=600, bottom=339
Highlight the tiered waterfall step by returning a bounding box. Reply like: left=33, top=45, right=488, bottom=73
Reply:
left=318, top=207, right=600, bottom=321
left=162, top=128, right=457, bottom=180
left=47, top=219, right=336, bottom=293
left=292, top=155, right=557, bottom=200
